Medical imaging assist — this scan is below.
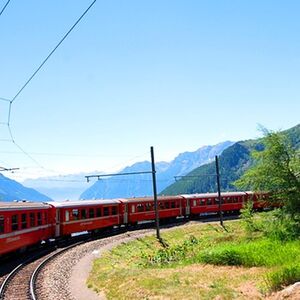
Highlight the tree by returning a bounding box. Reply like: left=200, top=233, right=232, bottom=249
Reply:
left=235, top=128, right=300, bottom=215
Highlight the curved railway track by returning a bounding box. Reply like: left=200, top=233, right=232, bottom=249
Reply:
left=0, top=242, right=84, bottom=300
left=0, top=215, right=237, bottom=299
left=0, top=250, right=52, bottom=300
left=30, top=241, right=85, bottom=300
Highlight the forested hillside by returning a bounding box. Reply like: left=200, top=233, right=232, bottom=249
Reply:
left=161, top=124, right=300, bottom=195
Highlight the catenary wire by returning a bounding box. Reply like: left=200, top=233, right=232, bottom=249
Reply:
left=0, top=0, right=97, bottom=174
left=10, top=0, right=97, bottom=105
left=0, top=0, right=11, bottom=17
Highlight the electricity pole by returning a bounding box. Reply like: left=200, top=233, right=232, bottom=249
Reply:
left=215, top=155, right=223, bottom=227
left=151, top=146, right=160, bottom=240
left=85, top=147, right=161, bottom=241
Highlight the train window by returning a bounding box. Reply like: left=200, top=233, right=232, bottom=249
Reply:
left=12, top=215, right=18, bottom=231
left=227, top=197, right=232, bottom=203
left=207, top=199, right=212, bottom=205
left=165, top=202, right=170, bottom=209
left=21, top=214, right=27, bottom=229
left=65, top=210, right=70, bottom=222
left=0, top=215, right=4, bottom=233
left=215, top=198, right=220, bottom=204
left=81, top=209, right=87, bottom=219
left=200, top=199, right=206, bottom=206
left=131, top=205, right=135, bottom=213
left=37, top=212, right=42, bottom=226
left=96, top=208, right=102, bottom=217
left=72, top=209, right=79, bottom=220
left=221, top=198, right=225, bottom=204
left=171, top=201, right=176, bottom=208
left=137, top=204, right=144, bottom=212
left=89, top=208, right=95, bottom=218
left=112, top=206, right=117, bottom=215
left=145, top=203, right=152, bottom=211
left=30, top=213, right=35, bottom=227
left=103, top=207, right=109, bottom=216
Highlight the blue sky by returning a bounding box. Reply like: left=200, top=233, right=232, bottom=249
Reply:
left=0, top=0, right=299, bottom=180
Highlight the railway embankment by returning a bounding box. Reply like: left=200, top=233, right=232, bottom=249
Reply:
left=86, top=216, right=300, bottom=299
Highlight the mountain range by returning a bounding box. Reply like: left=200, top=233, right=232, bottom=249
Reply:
left=0, top=173, right=51, bottom=202
left=80, top=141, right=234, bottom=199
left=0, top=141, right=233, bottom=201
left=4, top=123, right=298, bottom=202
left=161, top=124, right=300, bottom=195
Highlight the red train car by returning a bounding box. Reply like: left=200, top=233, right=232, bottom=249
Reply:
left=122, top=195, right=185, bottom=225
left=48, top=199, right=122, bottom=237
left=184, top=192, right=250, bottom=217
left=0, top=202, right=53, bottom=256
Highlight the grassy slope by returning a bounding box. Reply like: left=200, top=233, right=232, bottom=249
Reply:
left=87, top=219, right=300, bottom=299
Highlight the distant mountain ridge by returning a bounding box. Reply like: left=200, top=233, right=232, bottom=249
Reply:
left=0, top=173, right=51, bottom=202
left=79, top=141, right=234, bottom=199
left=23, top=172, right=101, bottom=201
left=161, top=124, right=300, bottom=195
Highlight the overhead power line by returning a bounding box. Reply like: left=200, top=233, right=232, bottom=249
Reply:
left=0, top=0, right=97, bottom=173
left=10, top=0, right=97, bottom=104
left=0, top=97, right=10, bottom=102
left=0, top=166, right=19, bottom=172
left=0, top=0, right=11, bottom=17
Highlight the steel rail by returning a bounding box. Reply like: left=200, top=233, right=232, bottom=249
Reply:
left=29, top=241, right=85, bottom=300
left=0, top=261, right=25, bottom=299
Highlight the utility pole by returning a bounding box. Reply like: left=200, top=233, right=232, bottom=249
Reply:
left=215, top=155, right=223, bottom=227
left=151, top=146, right=160, bottom=240
left=85, top=147, right=161, bottom=241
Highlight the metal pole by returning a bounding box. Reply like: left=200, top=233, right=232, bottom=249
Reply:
left=215, top=155, right=223, bottom=227
left=151, top=146, right=160, bottom=240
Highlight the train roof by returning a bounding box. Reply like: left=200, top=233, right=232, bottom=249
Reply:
left=181, top=192, right=248, bottom=199
left=120, top=195, right=183, bottom=203
left=47, top=199, right=121, bottom=208
left=0, top=201, right=51, bottom=211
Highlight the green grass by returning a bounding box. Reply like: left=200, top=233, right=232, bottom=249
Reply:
left=87, top=219, right=300, bottom=299
left=199, top=239, right=300, bottom=267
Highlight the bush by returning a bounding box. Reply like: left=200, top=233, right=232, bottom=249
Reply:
left=200, top=248, right=243, bottom=266
left=240, top=201, right=260, bottom=233
left=261, top=210, right=300, bottom=241
left=266, top=264, right=300, bottom=291
left=240, top=207, right=300, bottom=241
left=145, top=235, right=199, bottom=266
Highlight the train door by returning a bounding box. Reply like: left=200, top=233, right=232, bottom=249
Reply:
left=0, top=215, right=4, bottom=234
left=55, top=209, right=60, bottom=237
left=186, top=198, right=190, bottom=216
left=123, top=204, right=128, bottom=224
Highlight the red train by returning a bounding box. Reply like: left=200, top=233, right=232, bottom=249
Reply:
left=0, top=191, right=267, bottom=257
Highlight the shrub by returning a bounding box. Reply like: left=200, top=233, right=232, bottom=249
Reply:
left=266, top=264, right=300, bottom=291
left=145, top=235, right=199, bottom=266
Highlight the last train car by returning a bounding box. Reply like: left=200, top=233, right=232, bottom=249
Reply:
left=0, top=201, right=53, bottom=256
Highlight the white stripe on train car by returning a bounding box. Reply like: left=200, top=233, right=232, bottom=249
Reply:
left=61, top=215, right=118, bottom=226
left=0, top=224, right=52, bottom=239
